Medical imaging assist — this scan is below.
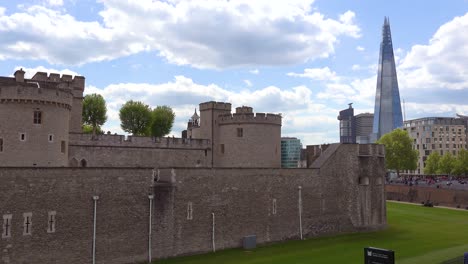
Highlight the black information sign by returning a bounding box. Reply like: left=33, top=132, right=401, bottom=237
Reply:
left=364, top=247, right=395, bottom=264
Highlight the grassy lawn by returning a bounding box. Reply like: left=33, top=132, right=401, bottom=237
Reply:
left=153, top=202, right=468, bottom=264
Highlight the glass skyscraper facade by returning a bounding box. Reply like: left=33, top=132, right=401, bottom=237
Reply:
left=372, top=17, right=403, bottom=142
left=281, top=137, right=302, bottom=168
left=337, top=103, right=355, bottom=143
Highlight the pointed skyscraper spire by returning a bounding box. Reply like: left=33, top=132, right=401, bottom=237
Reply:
left=371, top=17, right=403, bottom=142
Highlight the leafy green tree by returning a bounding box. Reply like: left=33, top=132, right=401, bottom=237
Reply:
left=424, top=151, right=440, bottom=175
left=82, top=124, right=102, bottom=134
left=82, top=93, right=107, bottom=135
left=452, top=149, right=468, bottom=176
left=437, top=153, right=455, bottom=175
left=119, top=100, right=152, bottom=136
left=377, top=129, right=418, bottom=177
left=150, top=105, right=175, bottom=137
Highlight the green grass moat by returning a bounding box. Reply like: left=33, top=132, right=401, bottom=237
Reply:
left=153, top=202, right=468, bottom=264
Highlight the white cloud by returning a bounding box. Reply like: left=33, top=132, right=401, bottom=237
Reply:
left=399, top=12, right=468, bottom=91
left=310, top=11, right=468, bottom=121
left=356, top=46, right=365, bottom=51
left=86, top=75, right=332, bottom=143
left=405, top=102, right=468, bottom=118
left=13, top=66, right=79, bottom=78
left=351, top=64, right=361, bottom=70
left=287, top=67, right=339, bottom=81
left=45, top=0, right=64, bottom=6
left=249, top=69, right=259, bottom=75
left=243, top=79, right=253, bottom=87
left=0, top=1, right=360, bottom=68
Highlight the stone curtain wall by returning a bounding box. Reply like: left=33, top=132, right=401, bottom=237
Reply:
left=0, top=144, right=386, bottom=264
left=0, top=168, right=153, bottom=264
left=69, top=145, right=210, bottom=168
left=386, top=185, right=468, bottom=208
left=68, top=133, right=211, bottom=167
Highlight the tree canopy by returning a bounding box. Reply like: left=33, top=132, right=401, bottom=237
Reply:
left=423, top=150, right=468, bottom=176
left=377, top=129, right=418, bottom=176
left=82, top=93, right=107, bottom=135
left=452, top=149, right=468, bottom=176
left=437, top=153, right=456, bottom=175
left=150, top=105, right=175, bottom=137
left=82, top=124, right=102, bottom=135
left=119, top=100, right=152, bottom=136
left=424, top=151, right=440, bottom=175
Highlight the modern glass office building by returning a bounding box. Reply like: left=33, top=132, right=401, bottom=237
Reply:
left=372, top=17, right=403, bottom=142
left=403, top=117, right=467, bottom=174
left=281, top=137, right=302, bottom=168
left=337, top=103, right=355, bottom=143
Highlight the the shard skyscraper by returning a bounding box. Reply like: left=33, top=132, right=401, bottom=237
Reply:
left=371, top=17, right=403, bottom=142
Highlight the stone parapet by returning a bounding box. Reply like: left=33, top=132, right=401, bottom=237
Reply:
left=69, top=133, right=210, bottom=149
left=0, top=82, right=73, bottom=109
left=31, top=72, right=85, bottom=91
left=199, top=101, right=231, bottom=111
left=218, top=112, right=282, bottom=125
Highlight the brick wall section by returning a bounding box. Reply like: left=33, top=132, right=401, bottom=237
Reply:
left=0, top=144, right=386, bottom=264
left=386, top=184, right=468, bottom=208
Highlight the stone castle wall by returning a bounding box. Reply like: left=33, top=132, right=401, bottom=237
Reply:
left=216, top=122, right=281, bottom=167
left=68, top=133, right=211, bottom=167
left=0, top=78, right=74, bottom=166
left=218, top=112, right=282, bottom=125
left=386, top=184, right=468, bottom=208
left=0, top=144, right=386, bottom=264
left=197, top=101, right=282, bottom=168
left=28, top=72, right=85, bottom=133
left=0, top=71, right=84, bottom=167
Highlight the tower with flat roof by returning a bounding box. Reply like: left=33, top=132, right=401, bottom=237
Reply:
left=372, top=17, right=403, bottom=141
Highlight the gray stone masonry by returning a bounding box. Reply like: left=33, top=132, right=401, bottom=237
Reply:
left=0, top=144, right=386, bottom=264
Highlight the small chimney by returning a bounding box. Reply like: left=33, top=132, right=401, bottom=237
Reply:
left=14, top=68, right=25, bottom=82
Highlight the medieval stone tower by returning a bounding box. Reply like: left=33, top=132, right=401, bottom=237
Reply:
left=189, top=101, right=282, bottom=168
left=0, top=69, right=84, bottom=166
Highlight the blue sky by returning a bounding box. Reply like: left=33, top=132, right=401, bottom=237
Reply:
left=1, top=0, right=467, bottom=145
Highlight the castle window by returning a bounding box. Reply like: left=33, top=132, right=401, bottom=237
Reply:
left=358, top=177, right=369, bottom=185
left=80, top=159, right=87, bottom=167
left=47, top=211, right=56, bottom=233
left=23, top=212, right=32, bottom=236
left=272, top=199, right=277, bottom=215
left=237, top=128, right=243, bottom=137
left=33, top=111, right=42, bottom=124
left=2, top=214, right=12, bottom=238
left=20, top=133, right=26, bottom=141
left=187, top=202, right=193, bottom=220
left=0, top=138, right=3, bottom=152
left=61, top=141, right=66, bottom=153
left=375, top=177, right=383, bottom=185
left=48, top=134, right=54, bottom=143
left=220, top=144, right=225, bottom=154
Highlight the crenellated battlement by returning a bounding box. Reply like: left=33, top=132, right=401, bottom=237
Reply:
left=218, top=112, right=282, bottom=125
left=199, top=101, right=232, bottom=111
left=0, top=80, right=73, bottom=109
left=69, top=133, right=211, bottom=149
left=31, top=72, right=85, bottom=90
